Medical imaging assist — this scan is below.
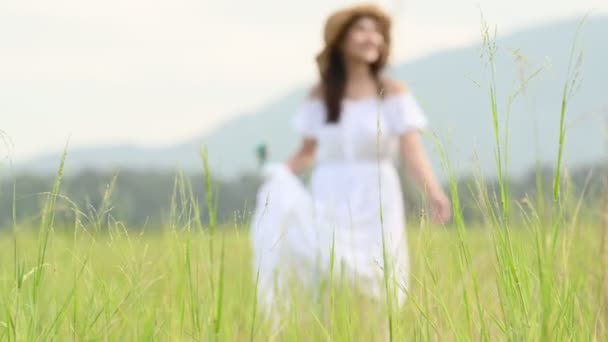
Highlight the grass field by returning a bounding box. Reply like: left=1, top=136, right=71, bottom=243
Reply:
left=0, top=218, right=606, bottom=341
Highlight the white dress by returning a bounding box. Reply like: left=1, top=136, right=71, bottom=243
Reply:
left=251, top=93, right=428, bottom=319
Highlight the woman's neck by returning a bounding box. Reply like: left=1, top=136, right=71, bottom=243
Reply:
left=344, top=59, right=373, bottom=83
left=343, top=59, right=379, bottom=98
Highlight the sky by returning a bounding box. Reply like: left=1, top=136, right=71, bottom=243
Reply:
left=1, top=0, right=607, bottom=161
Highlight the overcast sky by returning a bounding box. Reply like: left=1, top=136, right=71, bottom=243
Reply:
left=1, top=0, right=606, bottom=161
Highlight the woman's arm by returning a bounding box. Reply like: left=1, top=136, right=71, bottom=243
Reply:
left=286, top=138, right=317, bottom=174
left=399, top=131, right=451, bottom=224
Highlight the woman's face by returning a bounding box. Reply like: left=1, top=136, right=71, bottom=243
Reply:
left=341, top=16, right=385, bottom=65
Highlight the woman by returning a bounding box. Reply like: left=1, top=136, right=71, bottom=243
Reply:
left=251, top=3, right=451, bottom=325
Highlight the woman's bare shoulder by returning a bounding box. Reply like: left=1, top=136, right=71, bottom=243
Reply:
left=380, top=78, right=410, bottom=96
left=307, top=83, right=324, bottom=99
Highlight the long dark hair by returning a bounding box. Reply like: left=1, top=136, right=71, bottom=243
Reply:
left=321, top=16, right=387, bottom=123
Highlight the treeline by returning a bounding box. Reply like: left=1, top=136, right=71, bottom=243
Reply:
left=0, top=168, right=260, bottom=230
left=0, top=163, right=604, bottom=230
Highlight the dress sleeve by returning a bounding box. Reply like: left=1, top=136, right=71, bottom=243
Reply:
left=385, top=93, right=429, bottom=135
left=291, top=99, right=325, bottom=138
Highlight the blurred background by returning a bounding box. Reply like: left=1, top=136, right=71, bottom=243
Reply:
left=1, top=0, right=607, bottom=227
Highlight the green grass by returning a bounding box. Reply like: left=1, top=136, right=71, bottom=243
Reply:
left=0, top=224, right=605, bottom=341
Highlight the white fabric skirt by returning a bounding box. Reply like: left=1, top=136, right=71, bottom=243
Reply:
left=250, top=161, right=410, bottom=317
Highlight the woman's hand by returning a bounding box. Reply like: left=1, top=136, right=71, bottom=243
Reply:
left=428, top=190, right=451, bottom=225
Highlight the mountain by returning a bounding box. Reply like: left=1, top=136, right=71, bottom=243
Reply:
left=16, top=16, right=608, bottom=180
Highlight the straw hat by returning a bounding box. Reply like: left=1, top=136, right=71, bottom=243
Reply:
left=316, top=3, right=392, bottom=77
